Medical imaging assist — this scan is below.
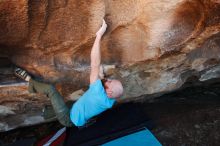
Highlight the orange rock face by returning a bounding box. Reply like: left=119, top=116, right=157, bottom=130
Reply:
left=0, top=0, right=219, bottom=131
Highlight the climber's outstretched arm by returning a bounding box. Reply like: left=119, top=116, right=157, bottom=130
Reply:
left=90, top=20, right=107, bottom=84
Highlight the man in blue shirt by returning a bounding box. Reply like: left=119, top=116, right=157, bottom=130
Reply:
left=15, top=20, right=124, bottom=127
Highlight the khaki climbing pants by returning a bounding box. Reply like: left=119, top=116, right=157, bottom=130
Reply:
left=28, top=78, right=73, bottom=127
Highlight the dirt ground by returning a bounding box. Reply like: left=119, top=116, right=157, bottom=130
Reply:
left=0, top=82, right=220, bottom=146
left=147, top=81, right=220, bottom=146
left=146, top=104, right=220, bottom=146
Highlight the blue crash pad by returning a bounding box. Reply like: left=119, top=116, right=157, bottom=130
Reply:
left=102, top=128, right=162, bottom=146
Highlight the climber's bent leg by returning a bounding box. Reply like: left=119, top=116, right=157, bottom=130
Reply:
left=29, top=78, right=73, bottom=127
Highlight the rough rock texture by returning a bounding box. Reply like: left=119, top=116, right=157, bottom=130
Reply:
left=0, top=0, right=220, bottom=131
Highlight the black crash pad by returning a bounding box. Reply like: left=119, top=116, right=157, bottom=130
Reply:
left=64, top=102, right=154, bottom=146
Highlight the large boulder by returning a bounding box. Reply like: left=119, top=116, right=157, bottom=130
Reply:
left=0, top=0, right=219, bottom=131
